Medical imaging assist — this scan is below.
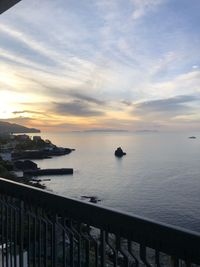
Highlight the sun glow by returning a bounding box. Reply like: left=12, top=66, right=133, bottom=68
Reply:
left=0, top=90, right=29, bottom=118
left=0, top=68, right=19, bottom=88
left=0, top=0, right=200, bottom=132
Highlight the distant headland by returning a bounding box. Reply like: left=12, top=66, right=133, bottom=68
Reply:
left=0, top=121, right=40, bottom=134
left=81, top=129, right=129, bottom=133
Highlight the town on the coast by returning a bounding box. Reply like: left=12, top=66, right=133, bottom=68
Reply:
left=0, top=132, right=74, bottom=188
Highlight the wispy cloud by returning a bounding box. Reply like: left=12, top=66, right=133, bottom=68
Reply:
left=51, top=101, right=105, bottom=117
left=0, top=24, right=55, bottom=59
left=130, top=0, right=164, bottom=20
left=12, top=110, right=46, bottom=115
left=67, top=91, right=106, bottom=106
left=133, top=95, right=200, bottom=119
left=1, top=0, right=200, bottom=131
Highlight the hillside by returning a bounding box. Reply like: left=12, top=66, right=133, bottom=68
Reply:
left=0, top=121, right=40, bottom=133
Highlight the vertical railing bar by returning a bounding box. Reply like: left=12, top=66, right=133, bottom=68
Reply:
left=85, top=224, right=91, bottom=267
left=116, top=235, right=121, bottom=267
left=44, top=220, right=48, bottom=267
left=117, top=235, right=129, bottom=267
left=19, top=201, right=24, bottom=267
left=171, top=256, right=180, bottom=267
left=115, top=235, right=124, bottom=266
left=27, top=214, right=31, bottom=267
left=69, top=220, right=74, bottom=267
left=95, top=239, right=99, bottom=267
left=59, top=219, right=79, bottom=266
left=105, top=233, right=117, bottom=267
left=41, top=218, right=45, bottom=267
left=38, top=213, right=42, bottom=267
left=77, top=224, right=82, bottom=267
left=140, top=244, right=151, bottom=267
left=5, top=201, right=9, bottom=267
left=1, top=197, right=5, bottom=267
left=100, top=230, right=106, bottom=267
left=76, top=223, right=87, bottom=267
left=50, top=222, right=53, bottom=267
left=52, top=214, right=57, bottom=267
left=42, top=217, right=54, bottom=267
left=62, top=217, right=66, bottom=267
left=33, top=216, right=37, bottom=267
left=155, top=250, right=161, bottom=267
left=13, top=209, right=17, bottom=267
left=86, top=238, right=90, bottom=267
left=0, top=201, right=3, bottom=264
left=128, top=240, right=139, bottom=267
left=5, top=202, right=9, bottom=267
left=185, top=260, right=192, bottom=267
left=9, top=205, right=13, bottom=267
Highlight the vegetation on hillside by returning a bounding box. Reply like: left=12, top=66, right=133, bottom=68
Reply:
left=15, top=138, right=53, bottom=150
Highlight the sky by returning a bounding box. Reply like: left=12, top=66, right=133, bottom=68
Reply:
left=0, top=0, right=200, bottom=132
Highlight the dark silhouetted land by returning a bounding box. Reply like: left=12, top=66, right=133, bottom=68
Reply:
left=0, top=121, right=40, bottom=133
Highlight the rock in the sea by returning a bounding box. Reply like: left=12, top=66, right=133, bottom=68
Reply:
left=114, top=147, right=126, bottom=157
left=81, top=196, right=101, bottom=203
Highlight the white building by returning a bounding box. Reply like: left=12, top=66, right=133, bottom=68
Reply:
left=0, top=152, right=12, bottom=161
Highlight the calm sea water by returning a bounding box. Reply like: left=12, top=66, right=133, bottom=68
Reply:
left=33, top=132, right=200, bottom=232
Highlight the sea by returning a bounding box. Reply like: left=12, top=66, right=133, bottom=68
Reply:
left=32, top=131, right=200, bottom=232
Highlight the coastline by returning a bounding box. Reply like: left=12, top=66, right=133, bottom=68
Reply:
left=0, top=132, right=74, bottom=189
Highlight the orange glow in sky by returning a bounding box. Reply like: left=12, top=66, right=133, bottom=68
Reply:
left=1, top=0, right=200, bottom=132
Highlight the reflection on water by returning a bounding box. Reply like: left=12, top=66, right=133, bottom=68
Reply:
left=33, top=132, right=200, bottom=231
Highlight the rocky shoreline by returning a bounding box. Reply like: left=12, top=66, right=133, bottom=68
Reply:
left=0, top=133, right=74, bottom=188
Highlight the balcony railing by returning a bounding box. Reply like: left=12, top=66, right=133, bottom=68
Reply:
left=0, top=177, right=200, bottom=267
left=0, top=0, right=21, bottom=14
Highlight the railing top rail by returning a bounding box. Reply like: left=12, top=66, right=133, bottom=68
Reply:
left=0, top=177, right=200, bottom=263
left=0, top=0, right=21, bottom=14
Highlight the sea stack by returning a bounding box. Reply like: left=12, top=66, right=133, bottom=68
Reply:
left=115, top=147, right=126, bottom=157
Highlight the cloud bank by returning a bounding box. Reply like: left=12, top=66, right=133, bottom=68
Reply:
left=0, top=0, right=200, bottom=131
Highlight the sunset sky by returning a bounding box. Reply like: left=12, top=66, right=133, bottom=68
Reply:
left=0, top=0, right=200, bottom=132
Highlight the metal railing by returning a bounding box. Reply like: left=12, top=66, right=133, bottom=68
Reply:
left=0, top=177, right=200, bottom=267
left=0, top=0, right=21, bottom=14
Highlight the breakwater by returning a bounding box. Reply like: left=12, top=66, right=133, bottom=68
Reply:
left=24, top=168, right=73, bottom=176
